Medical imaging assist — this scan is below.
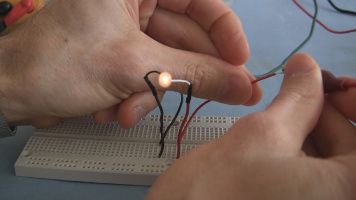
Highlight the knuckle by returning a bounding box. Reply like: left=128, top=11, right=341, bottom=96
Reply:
left=184, top=60, right=221, bottom=98
left=278, top=86, right=312, bottom=103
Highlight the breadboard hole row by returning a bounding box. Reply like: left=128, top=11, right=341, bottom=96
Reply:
left=23, top=136, right=198, bottom=159
left=36, top=125, right=229, bottom=144
left=15, top=115, right=238, bottom=185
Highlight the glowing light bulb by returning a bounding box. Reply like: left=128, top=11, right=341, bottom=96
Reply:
left=158, top=72, right=172, bottom=88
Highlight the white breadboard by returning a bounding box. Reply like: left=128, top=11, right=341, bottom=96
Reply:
left=15, top=115, right=238, bottom=186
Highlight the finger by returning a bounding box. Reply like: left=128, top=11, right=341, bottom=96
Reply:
left=157, top=0, right=249, bottom=65
left=243, top=68, right=263, bottom=106
left=311, top=100, right=356, bottom=157
left=154, top=51, right=256, bottom=105
left=138, top=0, right=157, bottom=32
left=30, top=117, right=67, bottom=128
left=327, top=77, right=356, bottom=122
left=116, top=91, right=164, bottom=129
left=146, top=7, right=221, bottom=58
left=262, top=53, right=323, bottom=152
left=115, top=37, right=259, bottom=106
left=92, top=105, right=119, bottom=124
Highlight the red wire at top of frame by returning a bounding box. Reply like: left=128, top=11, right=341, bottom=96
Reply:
left=293, top=0, right=356, bottom=34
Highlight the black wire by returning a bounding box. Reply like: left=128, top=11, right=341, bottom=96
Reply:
left=327, top=0, right=356, bottom=15
left=144, top=71, right=165, bottom=157
left=186, top=84, right=193, bottom=104
left=0, top=1, right=13, bottom=16
left=163, top=93, right=183, bottom=140
left=144, top=71, right=184, bottom=158
left=158, top=93, right=183, bottom=157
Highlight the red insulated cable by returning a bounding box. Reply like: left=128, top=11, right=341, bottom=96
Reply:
left=176, top=100, right=210, bottom=159
left=176, top=103, right=190, bottom=159
left=252, top=73, right=277, bottom=84
left=176, top=73, right=277, bottom=158
left=293, top=0, right=356, bottom=34
left=322, top=70, right=356, bottom=93
left=4, top=0, right=34, bottom=27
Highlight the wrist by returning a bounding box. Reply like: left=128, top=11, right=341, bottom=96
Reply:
left=0, top=111, right=17, bottom=137
left=0, top=36, right=28, bottom=126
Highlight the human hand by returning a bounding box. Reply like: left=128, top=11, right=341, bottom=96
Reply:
left=0, top=0, right=261, bottom=128
left=145, top=53, right=356, bottom=199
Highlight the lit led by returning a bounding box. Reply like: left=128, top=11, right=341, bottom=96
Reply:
left=158, top=72, right=172, bottom=88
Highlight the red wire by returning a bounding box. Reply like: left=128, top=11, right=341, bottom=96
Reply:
left=175, top=73, right=277, bottom=158
left=252, top=73, right=277, bottom=84
left=176, top=100, right=211, bottom=159
left=180, top=100, right=211, bottom=141
left=293, top=0, right=356, bottom=34
left=176, top=103, right=190, bottom=159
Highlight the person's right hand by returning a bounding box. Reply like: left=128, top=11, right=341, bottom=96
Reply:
left=146, top=53, right=356, bottom=199
left=0, top=0, right=261, bottom=128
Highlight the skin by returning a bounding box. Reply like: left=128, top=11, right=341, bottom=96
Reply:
left=1, top=1, right=355, bottom=199
left=0, top=0, right=261, bottom=128
left=146, top=53, right=356, bottom=200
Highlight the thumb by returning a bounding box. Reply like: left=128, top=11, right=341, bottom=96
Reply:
left=263, top=53, right=324, bottom=153
left=149, top=45, right=262, bottom=105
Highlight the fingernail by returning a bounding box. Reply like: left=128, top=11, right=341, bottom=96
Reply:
left=220, top=76, right=250, bottom=104
left=132, top=106, right=148, bottom=125
left=284, top=54, right=317, bottom=79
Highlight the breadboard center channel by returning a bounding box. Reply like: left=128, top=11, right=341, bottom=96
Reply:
left=15, top=115, right=238, bottom=186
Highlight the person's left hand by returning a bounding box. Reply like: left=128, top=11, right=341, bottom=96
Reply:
left=0, top=0, right=261, bottom=128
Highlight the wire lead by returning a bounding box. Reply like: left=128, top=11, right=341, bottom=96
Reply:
left=327, top=0, right=356, bottom=15
left=254, top=0, right=318, bottom=78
